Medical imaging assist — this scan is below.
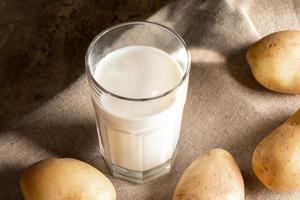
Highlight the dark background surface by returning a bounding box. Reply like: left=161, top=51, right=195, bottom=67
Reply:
left=0, top=0, right=169, bottom=127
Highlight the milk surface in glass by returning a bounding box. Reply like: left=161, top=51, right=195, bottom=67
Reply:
left=93, top=45, right=188, bottom=172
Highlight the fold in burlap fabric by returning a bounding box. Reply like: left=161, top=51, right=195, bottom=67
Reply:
left=1, top=0, right=300, bottom=199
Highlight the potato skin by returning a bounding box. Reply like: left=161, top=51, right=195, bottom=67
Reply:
left=252, top=109, right=300, bottom=192
left=20, top=158, right=116, bottom=200
left=246, top=30, right=300, bottom=94
left=173, top=148, right=244, bottom=200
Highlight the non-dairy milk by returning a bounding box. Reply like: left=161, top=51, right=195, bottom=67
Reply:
left=92, top=45, right=188, bottom=172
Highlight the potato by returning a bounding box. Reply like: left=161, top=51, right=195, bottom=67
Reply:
left=246, top=30, right=300, bottom=94
left=252, top=108, right=300, bottom=192
left=20, top=158, right=116, bottom=200
left=173, top=148, right=244, bottom=200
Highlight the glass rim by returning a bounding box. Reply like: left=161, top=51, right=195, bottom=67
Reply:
left=85, top=21, right=191, bottom=101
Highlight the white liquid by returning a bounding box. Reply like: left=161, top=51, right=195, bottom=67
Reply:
left=93, top=46, right=188, bottom=171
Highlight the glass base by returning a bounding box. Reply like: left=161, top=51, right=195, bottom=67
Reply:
left=103, top=158, right=171, bottom=184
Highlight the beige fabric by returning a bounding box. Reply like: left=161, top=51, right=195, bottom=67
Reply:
left=1, top=0, right=300, bottom=199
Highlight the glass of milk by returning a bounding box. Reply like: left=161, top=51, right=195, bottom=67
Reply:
left=85, top=21, right=190, bottom=183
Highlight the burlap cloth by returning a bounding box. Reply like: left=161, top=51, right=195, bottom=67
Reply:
left=2, top=0, right=300, bottom=199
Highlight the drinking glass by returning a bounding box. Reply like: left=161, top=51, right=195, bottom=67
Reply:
left=85, top=21, right=190, bottom=183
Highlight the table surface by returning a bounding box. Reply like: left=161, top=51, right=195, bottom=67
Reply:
left=1, top=0, right=300, bottom=200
